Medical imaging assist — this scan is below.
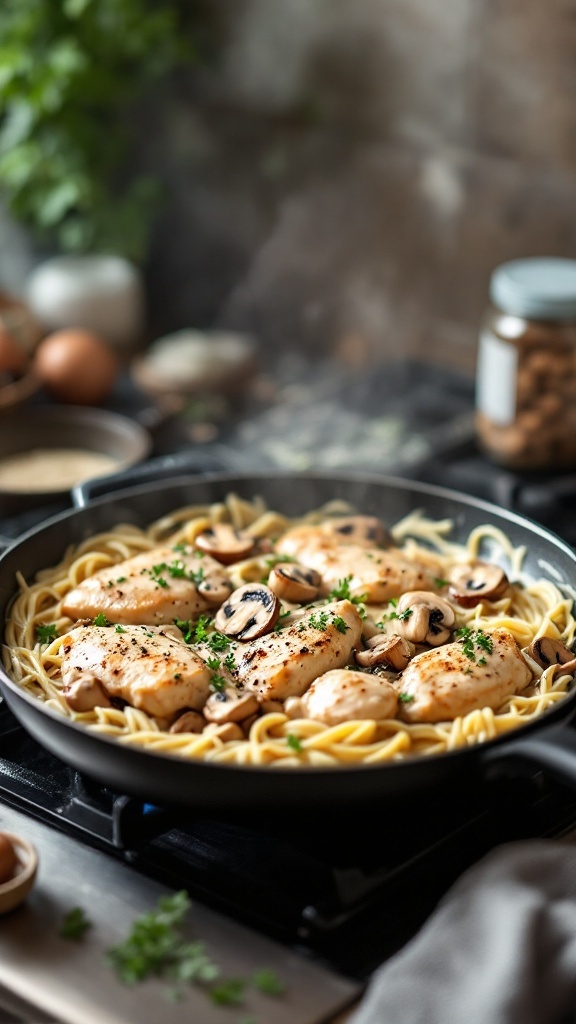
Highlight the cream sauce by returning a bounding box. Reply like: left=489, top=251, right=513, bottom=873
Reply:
left=0, top=449, right=119, bottom=492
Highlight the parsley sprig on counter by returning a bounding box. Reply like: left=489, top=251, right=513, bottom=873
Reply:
left=60, top=906, right=92, bottom=940
left=106, top=890, right=287, bottom=1008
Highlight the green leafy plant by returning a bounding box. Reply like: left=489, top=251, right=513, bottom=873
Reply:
left=0, top=0, right=198, bottom=260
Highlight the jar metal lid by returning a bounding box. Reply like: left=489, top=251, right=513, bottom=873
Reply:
left=490, top=257, right=576, bottom=320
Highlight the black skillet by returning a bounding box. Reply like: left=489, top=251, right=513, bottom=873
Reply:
left=1, top=467, right=576, bottom=812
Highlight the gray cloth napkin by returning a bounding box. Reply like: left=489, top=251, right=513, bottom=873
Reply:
left=350, top=839, right=576, bottom=1024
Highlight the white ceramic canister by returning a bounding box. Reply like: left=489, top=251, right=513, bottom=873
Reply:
left=26, top=255, right=145, bottom=353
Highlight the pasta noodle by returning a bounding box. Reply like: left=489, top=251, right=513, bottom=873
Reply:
left=2, top=494, right=575, bottom=769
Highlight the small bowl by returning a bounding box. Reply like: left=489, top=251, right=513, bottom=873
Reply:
left=0, top=405, right=151, bottom=515
left=0, top=832, right=38, bottom=914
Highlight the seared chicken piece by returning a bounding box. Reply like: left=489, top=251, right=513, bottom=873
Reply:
left=62, top=546, right=231, bottom=626
left=290, top=669, right=398, bottom=725
left=231, top=600, right=362, bottom=701
left=60, top=623, right=213, bottom=717
left=398, top=627, right=532, bottom=723
left=275, top=525, right=438, bottom=603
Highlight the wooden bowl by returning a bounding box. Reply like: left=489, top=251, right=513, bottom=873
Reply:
left=0, top=832, right=38, bottom=914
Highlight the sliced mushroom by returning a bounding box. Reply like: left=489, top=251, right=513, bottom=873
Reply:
left=448, top=562, right=509, bottom=607
left=203, top=686, right=259, bottom=724
left=194, top=524, right=255, bottom=565
left=322, top=515, right=393, bottom=549
left=203, top=722, right=244, bottom=742
left=396, top=591, right=455, bottom=646
left=63, top=675, right=111, bottom=712
left=526, top=637, right=576, bottom=673
left=169, top=710, right=206, bottom=734
left=213, top=583, right=280, bottom=640
left=355, top=633, right=414, bottom=670
left=197, top=568, right=234, bottom=606
left=268, top=562, right=321, bottom=603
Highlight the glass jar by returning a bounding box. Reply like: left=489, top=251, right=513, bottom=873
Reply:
left=475, top=257, right=576, bottom=471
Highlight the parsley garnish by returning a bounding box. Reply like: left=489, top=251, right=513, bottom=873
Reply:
left=328, top=575, right=368, bottom=613
left=398, top=692, right=414, bottom=703
left=210, top=979, right=245, bottom=1006
left=308, top=610, right=330, bottom=630
left=36, top=623, right=57, bottom=644
left=60, top=906, right=92, bottom=940
left=174, top=618, right=194, bottom=643
left=223, top=653, right=236, bottom=672
left=106, top=891, right=218, bottom=986
left=106, top=889, right=287, bottom=1009
left=172, top=543, right=189, bottom=554
left=205, top=631, right=230, bottom=653
left=210, top=674, right=227, bottom=693
left=252, top=969, right=287, bottom=996
left=333, top=615, right=350, bottom=634
left=93, top=613, right=108, bottom=626
left=206, top=656, right=221, bottom=672
left=455, top=627, right=494, bottom=662
left=286, top=734, right=303, bottom=752
left=193, top=615, right=212, bottom=643
left=434, top=577, right=450, bottom=588
left=115, top=624, right=126, bottom=633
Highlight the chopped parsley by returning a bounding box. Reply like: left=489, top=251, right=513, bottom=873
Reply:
left=36, top=622, right=57, bottom=644
left=286, top=733, right=303, bottom=752
left=209, top=674, right=227, bottom=694
left=333, top=615, right=350, bottom=634
left=115, top=624, right=126, bottom=633
left=252, top=969, right=287, bottom=996
left=223, top=653, right=236, bottom=672
left=308, top=610, right=330, bottom=630
left=434, top=577, right=450, bottom=588
left=60, top=906, right=92, bottom=940
left=172, top=543, right=190, bottom=554
left=105, top=889, right=288, bottom=1009
left=193, top=615, right=212, bottom=643
left=93, top=613, right=108, bottom=627
left=455, top=626, right=494, bottom=662
left=327, top=575, right=368, bottom=616
left=398, top=692, right=414, bottom=704
left=205, top=631, right=230, bottom=653
left=205, top=656, right=221, bottom=672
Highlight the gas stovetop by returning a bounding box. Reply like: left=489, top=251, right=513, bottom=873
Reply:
left=2, top=359, right=576, bottom=1019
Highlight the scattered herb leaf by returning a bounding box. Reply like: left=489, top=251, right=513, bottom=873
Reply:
left=93, top=613, right=108, bottom=627
left=36, top=623, right=57, bottom=644
left=286, top=734, right=303, bottom=752
left=252, top=968, right=287, bottom=996
left=398, top=692, right=414, bottom=704
left=60, top=906, right=92, bottom=940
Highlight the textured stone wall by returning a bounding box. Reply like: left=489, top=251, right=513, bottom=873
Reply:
left=6, top=0, right=576, bottom=374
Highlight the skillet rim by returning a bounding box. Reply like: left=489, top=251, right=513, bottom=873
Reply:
left=1, top=467, right=576, bottom=780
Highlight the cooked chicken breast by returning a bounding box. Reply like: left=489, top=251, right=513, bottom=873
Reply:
left=60, top=623, right=213, bottom=718
left=398, top=627, right=532, bottom=723
left=275, top=526, right=438, bottom=603
left=232, top=599, right=363, bottom=701
left=298, top=669, right=398, bottom=725
left=62, top=546, right=230, bottom=626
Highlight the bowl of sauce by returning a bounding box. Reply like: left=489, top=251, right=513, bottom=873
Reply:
left=0, top=406, right=151, bottom=515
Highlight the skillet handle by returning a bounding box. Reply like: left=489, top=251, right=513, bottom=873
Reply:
left=484, top=722, right=576, bottom=790
left=71, top=449, right=232, bottom=508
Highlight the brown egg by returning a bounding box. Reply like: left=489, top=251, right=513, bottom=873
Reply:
left=0, top=324, right=27, bottom=376
left=0, top=833, right=17, bottom=884
left=32, top=329, right=118, bottom=404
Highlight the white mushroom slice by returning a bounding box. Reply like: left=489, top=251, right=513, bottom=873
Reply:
left=169, top=710, right=205, bottom=734
left=396, top=591, right=455, bottom=646
left=203, top=687, right=259, bottom=724
left=203, top=722, right=244, bottom=742
left=197, top=569, right=233, bottom=606
left=526, top=637, right=576, bottom=673
left=63, top=675, right=112, bottom=712
left=355, top=633, right=414, bottom=670
left=448, top=562, right=509, bottom=607
left=321, top=515, right=393, bottom=549
left=213, top=583, right=280, bottom=640
left=194, top=524, right=255, bottom=565
left=299, top=669, right=398, bottom=725
left=268, top=563, right=321, bottom=603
